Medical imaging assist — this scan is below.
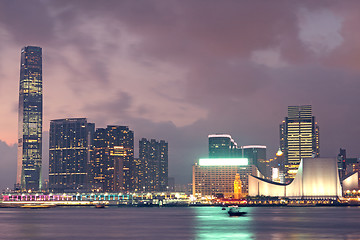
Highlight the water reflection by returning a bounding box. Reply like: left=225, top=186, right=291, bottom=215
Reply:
left=16, top=210, right=41, bottom=239
left=0, top=207, right=197, bottom=240
left=194, top=207, right=253, bottom=239
left=1, top=206, right=360, bottom=239
left=194, top=206, right=360, bottom=240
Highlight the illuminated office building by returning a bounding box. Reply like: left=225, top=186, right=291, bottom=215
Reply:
left=89, top=126, right=134, bottom=192
left=17, top=46, right=43, bottom=192
left=49, top=118, right=94, bottom=192
left=137, top=138, right=168, bottom=192
left=241, top=145, right=268, bottom=178
left=192, top=158, right=261, bottom=198
left=208, top=134, right=239, bottom=157
left=280, top=105, right=319, bottom=179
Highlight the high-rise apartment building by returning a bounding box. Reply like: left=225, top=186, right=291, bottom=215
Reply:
left=49, top=118, right=94, bottom=192
left=208, top=134, right=239, bottom=158
left=133, top=157, right=143, bottom=191
left=157, top=140, right=168, bottom=191
left=137, top=138, right=168, bottom=192
left=280, top=105, right=319, bottom=179
left=17, top=46, right=43, bottom=192
left=89, top=126, right=134, bottom=192
left=89, top=128, right=108, bottom=191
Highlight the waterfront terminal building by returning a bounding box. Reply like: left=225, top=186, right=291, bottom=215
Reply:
left=248, top=158, right=355, bottom=199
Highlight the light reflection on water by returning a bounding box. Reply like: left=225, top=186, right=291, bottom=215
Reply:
left=1, top=206, right=360, bottom=239
left=0, top=207, right=196, bottom=240
left=194, top=207, right=253, bottom=239
left=194, top=206, right=360, bottom=240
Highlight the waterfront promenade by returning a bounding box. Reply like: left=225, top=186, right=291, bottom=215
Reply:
left=1, top=192, right=359, bottom=207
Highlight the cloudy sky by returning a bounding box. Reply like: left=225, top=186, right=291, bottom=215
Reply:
left=1, top=0, right=360, bottom=190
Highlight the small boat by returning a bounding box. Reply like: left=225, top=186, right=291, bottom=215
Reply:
left=228, top=206, right=247, bottom=216
left=21, top=204, right=56, bottom=209
left=222, top=207, right=226, bottom=210
left=0, top=203, right=18, bottom=208
left=95, top=204, right=106, bottom=208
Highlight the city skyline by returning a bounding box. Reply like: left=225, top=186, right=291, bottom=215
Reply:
left=2, top=1, right=360, bottom=190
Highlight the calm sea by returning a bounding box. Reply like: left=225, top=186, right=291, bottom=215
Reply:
left=1, top=206, right=360, bottom=239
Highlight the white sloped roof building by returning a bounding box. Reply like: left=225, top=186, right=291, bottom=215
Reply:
left=249, top=158, right=343, bottom=199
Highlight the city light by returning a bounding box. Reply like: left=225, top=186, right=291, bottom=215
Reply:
left=198, top=158, right=248, bottom=166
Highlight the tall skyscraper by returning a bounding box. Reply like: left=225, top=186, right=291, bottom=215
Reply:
left=89, top=126, right=134, bottom=192
left=137, top=138, right=168, bottom=192
left=208, top=134, right=239, bottom=158
left=280, top=105, right=320, bottom=179
left=49, top=118, right=94, bottom=192
left=17, top=46, right=43, bottom=192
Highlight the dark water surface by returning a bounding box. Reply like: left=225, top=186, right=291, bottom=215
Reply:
left=1, top=206, right=360, bottom=239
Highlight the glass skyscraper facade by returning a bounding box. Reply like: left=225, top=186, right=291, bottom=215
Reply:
left=49, top=118, right=94, bottom=192
left=208, top=134, right=239, bottom=158
left=241, top=145, right=268, bottom=178
left=17, top=46, right=43, bottom=191
left=280, top=105, right=320, bottom=179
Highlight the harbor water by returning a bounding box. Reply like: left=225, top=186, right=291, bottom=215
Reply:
left=0, top=206, right=360, bottom=239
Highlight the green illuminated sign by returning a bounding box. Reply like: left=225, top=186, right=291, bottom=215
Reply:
left=199, top=158, right=248, bottom=166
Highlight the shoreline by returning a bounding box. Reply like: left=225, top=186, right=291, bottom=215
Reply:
left=1, top=201, right=360, bottom=208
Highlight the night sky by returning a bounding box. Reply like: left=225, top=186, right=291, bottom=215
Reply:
left=1, top=0, right=360, bottom=190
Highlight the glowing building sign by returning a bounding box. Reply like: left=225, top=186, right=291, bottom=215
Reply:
left=199, top=158, right=248, bottom=166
